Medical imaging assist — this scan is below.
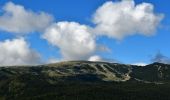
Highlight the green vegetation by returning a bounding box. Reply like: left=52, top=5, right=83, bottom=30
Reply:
left=1, top=79, right=170, bottom=100
left=0, top=62, right=170, bottom=100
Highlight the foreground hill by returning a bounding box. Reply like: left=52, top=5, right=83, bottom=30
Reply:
left=0, top=61, right=170, bottom=100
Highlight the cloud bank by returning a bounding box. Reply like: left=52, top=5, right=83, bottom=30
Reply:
left=0, top=2, right=53, bottom=35
left=0, top=1, right=165, bottom=65
left=132, top=62, right=147, bottom=66
left=0, top=38, right=41, bottom=66
left=93, top=0, right=163, bottom=40
left=42, top=0, right=163, bottom=62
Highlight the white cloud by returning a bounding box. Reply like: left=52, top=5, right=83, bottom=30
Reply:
left=42, top=21, right=96, bottom=60
left=88, top=55, right=102, bottom=62
left=0, top=2, right=53, bottom=34
left=0, top=38, right=41, bottom=66
left=0, top=1, right=164, bottom=65
left=88, top=55, right=118, bottom=63
left=93, top=0, right=163, bottom=40
left=132, top=62, right=147, bottom=66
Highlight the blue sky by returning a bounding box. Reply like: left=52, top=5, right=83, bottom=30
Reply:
left=0, top=0, right=169, bottom=65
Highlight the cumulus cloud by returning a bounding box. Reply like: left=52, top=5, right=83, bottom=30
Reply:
left=88, top=55, right=102, bottom=62
left=132, top=62, right=147, bottom=66
left=151, top=52, right=170, bottom=64
left=88, top=55, right=118, bottom=63
left=42, top=21, right=96, bottom=60
left=0, top=38, right=41, bottom=66
left=0, top=2, right=53, bottom=34
left=93, top=0, right=163, bottom=40
left=0, top=1, right=164, bottom=64
left=42, top=0, right=164, bottom=62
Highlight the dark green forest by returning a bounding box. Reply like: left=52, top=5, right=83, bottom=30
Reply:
left=0, top=78, right=170, bottom=100
left=0, top=62, right=170, bottom=100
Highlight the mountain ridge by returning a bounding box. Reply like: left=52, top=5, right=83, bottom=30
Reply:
left=1, top=61, right=170, bottom=100
left=0, top=61, right=170, bottom=83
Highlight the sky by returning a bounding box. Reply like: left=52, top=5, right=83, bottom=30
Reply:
left=0, top=0, right=170, bottom=66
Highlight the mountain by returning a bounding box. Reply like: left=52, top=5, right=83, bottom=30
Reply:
left=1, top=61, right=169, bottom=83
left=0, top=61, right=170, bottom=100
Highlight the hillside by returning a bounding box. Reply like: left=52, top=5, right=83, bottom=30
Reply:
left=0, top=61, right=170, bottom=100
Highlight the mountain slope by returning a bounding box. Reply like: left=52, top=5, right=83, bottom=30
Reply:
left=1, top=61, right=170, bottom=100
left=0, top=61, right=170, bottom=83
